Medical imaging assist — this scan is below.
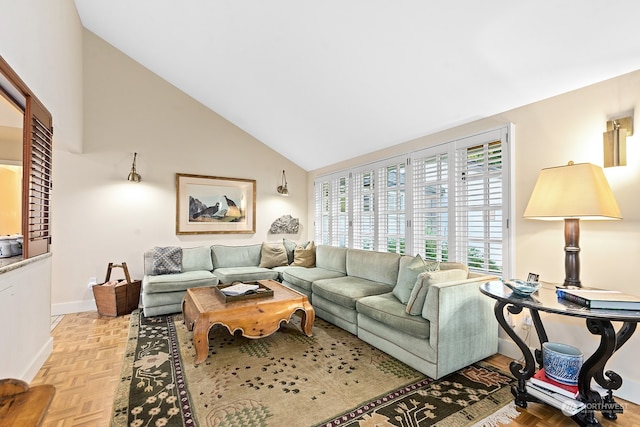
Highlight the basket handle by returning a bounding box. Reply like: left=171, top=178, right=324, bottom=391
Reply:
left=104, top=262, right=133, bottom=285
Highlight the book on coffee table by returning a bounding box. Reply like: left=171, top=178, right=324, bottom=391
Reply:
left=556, top=288, right=640, bottom=310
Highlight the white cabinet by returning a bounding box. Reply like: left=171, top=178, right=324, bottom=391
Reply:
left=0, top=255, right=53, bottom=381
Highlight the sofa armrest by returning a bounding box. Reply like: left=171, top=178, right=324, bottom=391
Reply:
left=421, top=274, right=498, bottom=376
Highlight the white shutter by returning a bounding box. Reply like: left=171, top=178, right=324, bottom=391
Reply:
left=314, top=172, right=349, bottom=247
left=351, top=169, right=376, bottom=250
left=377, top=160, right=407, bottom=254
left=332, top=175, right=349, bottom=247
left=454, top=139, right=504, bottom=274
left=412, top=149, right=449, bottom=261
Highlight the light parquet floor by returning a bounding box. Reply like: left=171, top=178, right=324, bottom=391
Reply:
left=29, top=311, right=640, bottom=426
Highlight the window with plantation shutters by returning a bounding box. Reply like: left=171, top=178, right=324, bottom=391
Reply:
left=412, top=150, right=449, bottom=261
left=314, top=172, right=349, bottom=247
left=377, top=160, right=406, bottom=254
left=351, top=169, right=376, bottom=250
left=314, top=126, right=510, bottom=276
left=454, top=139, right=503, bottom=274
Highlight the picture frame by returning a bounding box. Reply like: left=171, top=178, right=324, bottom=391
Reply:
left=527, top=273, right=539, bottom=282
left=176, top=173, right=256, bottom=234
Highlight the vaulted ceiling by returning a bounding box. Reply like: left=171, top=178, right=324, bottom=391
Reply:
left=74, top=1, right=640, bottom=171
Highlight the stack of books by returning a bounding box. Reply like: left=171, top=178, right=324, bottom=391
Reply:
left=556, top=288, right=640, bottom=310
left=526, top=369, right=584, bottom=415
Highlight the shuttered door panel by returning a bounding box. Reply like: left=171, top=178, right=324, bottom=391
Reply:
left=454, top=140, right=503, bottom=274
left=412, top=150, right=449, bottom=261
left=314, top=172, right=349, bottom=247
left=332, top=175, right=349, bottom=247
left=377, top=161, right=406, bottom=254
left=24, top=97, right=53, bottom=258
left=351, top=169, right=375, bottom=250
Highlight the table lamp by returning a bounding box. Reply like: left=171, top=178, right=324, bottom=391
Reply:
left=523, top=161, right=621, bottom=287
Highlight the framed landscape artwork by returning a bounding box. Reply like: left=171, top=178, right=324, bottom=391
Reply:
left=176, top=173, right=256, bottom=234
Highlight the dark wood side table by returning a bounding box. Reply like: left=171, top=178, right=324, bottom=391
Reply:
left=480, top=280, right=640, bottom=427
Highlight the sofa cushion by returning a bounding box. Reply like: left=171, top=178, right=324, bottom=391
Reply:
left=211, top=244, right=262, bottom=268
left=346, top=249, right=400, bottom=286
left=143, top=270, right=217, bottom=294
left=213, top=267, right=279, bottom=284
left=292, top=241, right=316, bottom=267
left=315, top=245, right=348, bottom=273
left=259, top=242, right=289, bottom=268
left=181, top=246, right=214, bottom=272
left=312, top=276, right=392, bottom=309
left=393, top=255, right=440, bottom=304
left=281, top=267, right=346, bottom=292
left=357, top=292, right=430, bottom=339
left=406, top=269, right=468, bottom=315
left=151, top=246, right=182, bottom=275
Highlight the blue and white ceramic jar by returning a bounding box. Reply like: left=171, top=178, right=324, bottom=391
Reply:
left=542, top=342, right=583, bottom=386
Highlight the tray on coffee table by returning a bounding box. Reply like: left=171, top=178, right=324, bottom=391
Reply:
left=214, top=281, right=274, bottom=303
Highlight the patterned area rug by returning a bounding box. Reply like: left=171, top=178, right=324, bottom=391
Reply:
left=112, top=310, right=518, bottom=427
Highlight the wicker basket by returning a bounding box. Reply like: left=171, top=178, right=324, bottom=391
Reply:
left=92, top=262, right=141, bottom=316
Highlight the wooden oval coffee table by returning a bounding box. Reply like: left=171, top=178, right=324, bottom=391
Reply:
left=181, top=279, right=315, bottom=365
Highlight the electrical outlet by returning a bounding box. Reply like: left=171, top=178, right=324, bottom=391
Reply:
left=524, top=313, right=533, bottom=326
left=87, top=277, right=97, bottom=289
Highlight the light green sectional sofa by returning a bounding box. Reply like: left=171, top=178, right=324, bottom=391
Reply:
left=141, top=242, right=498, bottom=379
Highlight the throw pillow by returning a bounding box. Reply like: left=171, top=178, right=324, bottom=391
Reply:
left=406, top=269, right=468, bottom=315
left=283, top=238, right=310, bottom=265
left=151, top=246, right=182, bottom=275
left=392, top=255, right=440, bottom=304
left=292, top=241, right=316, bottom=267
left=259, top=242, right=289, bottom=268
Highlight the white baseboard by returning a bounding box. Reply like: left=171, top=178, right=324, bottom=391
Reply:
left=498, top=338, right=639, bottom=405
left=52, top=299, right=96, bottom=316
left=22, top=337, right=53, bottom=382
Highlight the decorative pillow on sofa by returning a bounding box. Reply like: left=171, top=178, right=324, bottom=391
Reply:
left=152, top=246, right=182, bottom=275
left=292, top=241, right=316, bottom=267
left=406, top=269, right=468, bottom=315
left=259, top=242, right=289, bottom=268
left=392, top=254, right=440, bottom=304
left=283, top=238, right=310, bottom=265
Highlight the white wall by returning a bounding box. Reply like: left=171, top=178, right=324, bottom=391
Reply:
left=50, top=30, right=309, bottom=314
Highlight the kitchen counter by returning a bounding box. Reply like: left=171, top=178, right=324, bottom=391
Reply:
left=0, top=253, right=51, bottom=274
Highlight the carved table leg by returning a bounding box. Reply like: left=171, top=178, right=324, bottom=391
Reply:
left=494, top=301, right=537, bottom=408
left=572, top=318, right=619, bottom=427
left=592, top=322, right=635, bottom=420
left=192, top=317, right=213, bottom=366
left=298, top=305, right=315, bottom=336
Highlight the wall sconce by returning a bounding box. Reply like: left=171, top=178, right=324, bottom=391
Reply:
left=603, top=116, right=633, bottom=168
left=277, top=170, right=289, bottom=196
left=127, top=152, right=141, bottom=182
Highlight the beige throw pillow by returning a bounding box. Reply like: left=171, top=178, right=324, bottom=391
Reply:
left=292, top=241, right=316, bottom=267
left=258, top=242, right=289, bottom=268
left=406, top=269, right=468, bottom=315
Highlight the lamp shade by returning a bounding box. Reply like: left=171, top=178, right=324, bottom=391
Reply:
left=523, top=162, right=621, bottom=220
